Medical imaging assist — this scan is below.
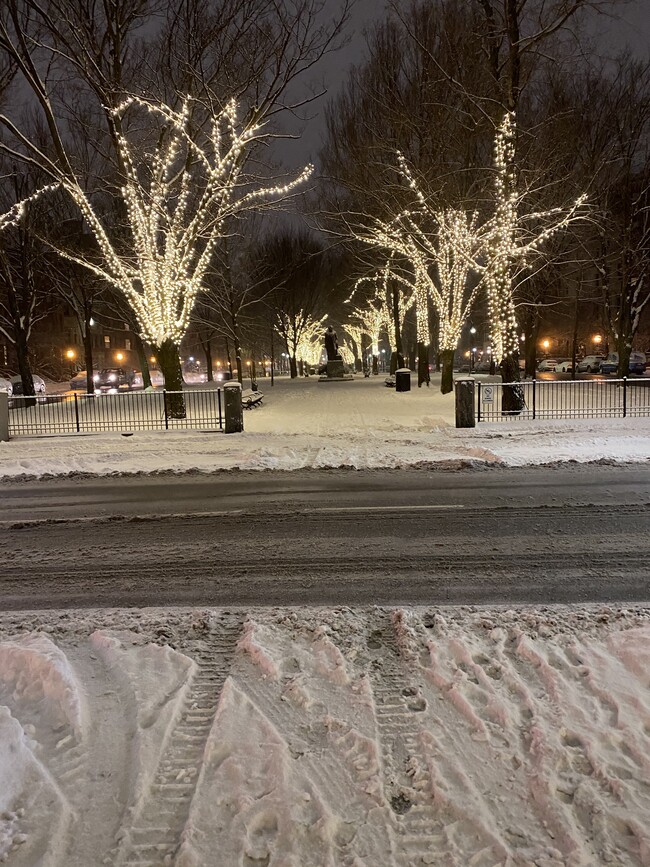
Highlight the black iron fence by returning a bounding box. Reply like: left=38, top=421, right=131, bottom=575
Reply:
left=8, top=389, right=224, bottom=437
left=476, top=377, right=650, bottom=422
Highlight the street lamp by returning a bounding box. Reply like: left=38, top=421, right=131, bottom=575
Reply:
left=65, top=348, right=76, bottom=377
left=468, top=327, right=477, bottom=373
left=115, top=352, right=124, bottom=362
left=541, top=339, right=550, bottom=353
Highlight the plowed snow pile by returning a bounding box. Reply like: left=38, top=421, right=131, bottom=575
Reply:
left=0, top=605, right=649, bottom=866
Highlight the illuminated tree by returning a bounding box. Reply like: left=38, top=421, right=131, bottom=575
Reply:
left=276, top=311, right=325, bottom=375
left=484, top=112, right=586, bottom=410
left=351, top=156, right=483, bottom=392
left=348, top=263, right=409, bottom=374
left=38, top=97, right=309, bottom=408
left=342, top=322, right=364, bottom=370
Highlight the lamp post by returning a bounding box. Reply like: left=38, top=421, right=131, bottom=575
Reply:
left=65, top=348, right=76, bottom=377
left=469, top=327, right=476, bottom=373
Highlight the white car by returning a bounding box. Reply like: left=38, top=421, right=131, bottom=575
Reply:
left=10, top=374, right=46, bottom=394
left=576, top=355, right=606, bottom=373
left=555, top=359, right=574, bottom=373
left=0, top=376, right=13, bottom=396
left=537, top=358, right=558, bottom=372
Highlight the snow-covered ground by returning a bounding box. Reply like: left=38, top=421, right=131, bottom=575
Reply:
left=0, top=605, right=649, bottom=866
left=1, top=375, right=649, bottom=478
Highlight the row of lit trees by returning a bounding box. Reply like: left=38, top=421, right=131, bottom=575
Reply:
left=345, top=114, right=586, bottom=397
left=322, top=0, right=649, bottom=406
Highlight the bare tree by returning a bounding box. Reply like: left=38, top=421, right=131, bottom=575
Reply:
left=0, top=174, right=52, bottom=400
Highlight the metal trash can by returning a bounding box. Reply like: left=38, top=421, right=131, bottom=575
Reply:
left=395, top=368, right=411, bottom=393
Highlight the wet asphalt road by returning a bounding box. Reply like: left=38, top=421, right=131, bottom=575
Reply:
left=1, top=464, right=649, bottom=610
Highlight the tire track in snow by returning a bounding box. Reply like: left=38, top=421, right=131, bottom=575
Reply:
left=114, top=616, right=242, bottom=867
left=367, top=615, right=455, bottom=866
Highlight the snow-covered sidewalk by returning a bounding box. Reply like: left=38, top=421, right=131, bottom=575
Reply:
left=1, top=604, right=649, bottom=866
left=1, top=376, right=649, bottom=478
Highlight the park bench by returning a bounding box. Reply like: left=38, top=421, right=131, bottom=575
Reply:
left=241, top=388, right=264, bottom=408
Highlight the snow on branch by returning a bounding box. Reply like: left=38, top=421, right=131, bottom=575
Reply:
left=12, top=95, right=312, bottom=349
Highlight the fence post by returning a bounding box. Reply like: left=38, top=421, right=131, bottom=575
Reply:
left=0, top=391, right=8, bottom=441
left=623, top=377, right=627, bottom=418
left=223, top=381, right=243, bottom=433
left=74, top=392, right=80, bottom=433
left=532, top=379, right=536, bottom=420
left=455, top=378, right=475, bottom=428
left=163, top=390, right=169, bottom=429
left=477, top=381, right=482, bottom=423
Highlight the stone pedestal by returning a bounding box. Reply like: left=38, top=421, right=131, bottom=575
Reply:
left=327, top=359, right=344, bottom=378
left=318, top=357, right=353, bottom=382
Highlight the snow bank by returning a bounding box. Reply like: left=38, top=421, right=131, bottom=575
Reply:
left=0, top=634, right=84, bottom=736
left=1, top=376, right=648, bottom=478
left=0, top=710, right=30, bottom=860
left=0, top=606, right=649, bottom=865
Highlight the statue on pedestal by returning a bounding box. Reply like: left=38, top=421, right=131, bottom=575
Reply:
left=324, top=326, right=339, bottom=360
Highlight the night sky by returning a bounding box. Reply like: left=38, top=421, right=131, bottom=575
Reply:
left=281, top=0, right=650, bottom=170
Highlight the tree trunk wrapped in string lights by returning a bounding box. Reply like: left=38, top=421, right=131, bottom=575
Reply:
left=4, top=97, right=312, bottom=415
left=485, top=112, right=587, bottom=412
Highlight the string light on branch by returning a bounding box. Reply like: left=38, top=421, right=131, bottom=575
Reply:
left=38, top=95, right=313, bottom=348
left=0, top=183, right=60, bottom=232
left=351, top=196, right=483, bottom=354
left=483, top=112, right=588, bottom=364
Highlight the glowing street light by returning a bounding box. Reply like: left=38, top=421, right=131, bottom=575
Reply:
left=115, top=352, right=124, bottom=362
left=542, top=339, right=550, bottom=350
left=592, top=334, right=602, bottom=346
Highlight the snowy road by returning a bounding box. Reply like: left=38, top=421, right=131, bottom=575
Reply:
left=1, top=465, right=649, bottom=609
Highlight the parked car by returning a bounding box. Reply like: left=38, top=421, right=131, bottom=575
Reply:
left=10, top=374, right=46, bottom=395
left=132, top=369, right=164, bottom=388
left=537, top=358, right=558, bottom=372
left=0, top=375, right=13, bottom=396
left=555, top=359, right=574, bottom=373
left=576, top=355, right=606, bottom=373
left=96, top=367, right=136, bottom=389
left=600, top=351, right=647, bottom=375
left=70, top=370, right=99, bottom=390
